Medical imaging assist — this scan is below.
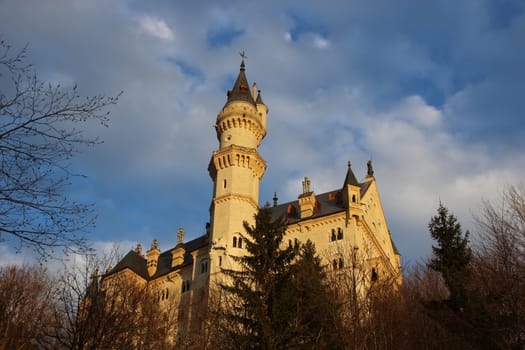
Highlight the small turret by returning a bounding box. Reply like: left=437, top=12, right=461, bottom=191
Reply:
left=342, top=162, right=361, bottom=208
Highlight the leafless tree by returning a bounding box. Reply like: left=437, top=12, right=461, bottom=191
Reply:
left=323, top=242, right=402, bottom=349
left=0, top=265, right=54, bottom=350
left=471, top=185, right=525, bottom=349
left=0, top=38, right=120, bottom=257
left=44, top=252, right=177, bottom=350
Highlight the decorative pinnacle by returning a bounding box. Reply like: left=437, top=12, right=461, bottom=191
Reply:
left=273, top=192, right=278, bottom=207
left=177, top=227, right=185, bottom=245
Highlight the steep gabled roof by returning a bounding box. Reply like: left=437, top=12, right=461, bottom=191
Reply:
left=108, top=249, right=149, bottom=280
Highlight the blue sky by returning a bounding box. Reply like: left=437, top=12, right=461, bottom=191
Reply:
left=1, top=0, right=524, bottom=266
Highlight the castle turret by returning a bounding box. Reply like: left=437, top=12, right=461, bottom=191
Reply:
left=208, top=58, right=267, bottom=273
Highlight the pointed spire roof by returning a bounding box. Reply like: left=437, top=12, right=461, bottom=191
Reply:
left=343, top=161, right=360, bottom=188
left=255, top=89, right=264, bottom=104
left=225, top=59, right=255, bottom=106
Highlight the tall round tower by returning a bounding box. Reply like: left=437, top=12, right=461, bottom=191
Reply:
left=208, top=59, right=267, bottom=273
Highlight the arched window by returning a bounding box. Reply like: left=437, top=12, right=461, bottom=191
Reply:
left=233, top=236, right=237, bottom=248
left=331, top=229, right=336, bottom=242
left=352, top=194, right=356, bottom=203
left=337, top=228, right=343, bottom=240
left=238, top=237, right=243, bottom=248
left=219, top=256, right=222, bottom=267
left=165, top=288, right=169, bottom=300
left=333, top=259, right=338, bottom=270
left=224, top=179, right=227, bottom=188
left=339, top=258, right=344, bottom=269
left=288, top=239, right=292, bottom=248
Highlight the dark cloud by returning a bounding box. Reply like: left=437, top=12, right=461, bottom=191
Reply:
left=1, top=0, right=524, bottom=265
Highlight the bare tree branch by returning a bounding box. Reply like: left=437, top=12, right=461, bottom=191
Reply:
left=0, top=38, right=121, bottom=258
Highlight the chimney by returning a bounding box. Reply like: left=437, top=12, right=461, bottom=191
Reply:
left=146, top=239, right=161, bottom=277
left=171, top=228, right=186, bottom=267
left=298, top=177, right=317, bottom=219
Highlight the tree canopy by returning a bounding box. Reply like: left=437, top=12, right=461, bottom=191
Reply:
left=217, top=205, right=342, bottom=349
left=428, top=202, right=471, bottom=309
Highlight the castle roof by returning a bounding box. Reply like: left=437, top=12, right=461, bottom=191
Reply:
left=225, top=59, right=255, bottom=107
left=271, top=180, right=372, bottom=224
left=108, top=249, right=149, bottom=279
left=105, top=234, right=209, bottom=281
left=151, top=234, right=208, bottom=279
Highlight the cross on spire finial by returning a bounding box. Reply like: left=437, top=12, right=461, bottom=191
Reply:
left=240, top=50, right=248, bottom=60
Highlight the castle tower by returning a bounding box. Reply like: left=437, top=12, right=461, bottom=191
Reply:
left=208, top=58, right=268, bottom=273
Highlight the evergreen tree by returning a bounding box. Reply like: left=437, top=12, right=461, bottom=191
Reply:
left=428, top=203, right=471, bottom=310
left=219, top=205, right=298, bottom=349
left=288, top=240, right=343, bottom=349
left=218, top=207, right=341, bottom=349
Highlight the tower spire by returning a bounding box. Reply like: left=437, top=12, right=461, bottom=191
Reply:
left=225, top=53, right=255, bottom=106
left=343, top=161, right=360, bottom=188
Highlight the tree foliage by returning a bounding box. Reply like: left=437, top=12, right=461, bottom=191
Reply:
left=218, top=205, right=298, bottom=349
left=216, top=206, right=342, bottom=349
left=0, top=39, right=120, bottom=257
left=428, top=202, right=471, bottom=309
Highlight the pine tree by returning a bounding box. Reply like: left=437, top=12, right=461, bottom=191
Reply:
left=428, top=203, right=471, bottom=310
left=288, top=240, right=343, bottom=349
left=219, top=205, right=298, bottom=349
left=217, top=207, right=342, bottom=349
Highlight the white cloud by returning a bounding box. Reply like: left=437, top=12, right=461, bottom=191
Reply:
left=1, top=0, right=524, bottom=266
left=312, top=34, right=330, bottom=49
left=139, top=15, right=174, bottom=41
